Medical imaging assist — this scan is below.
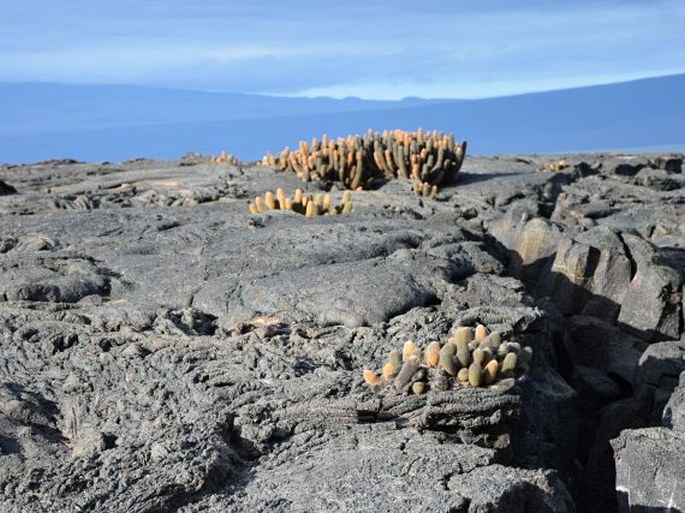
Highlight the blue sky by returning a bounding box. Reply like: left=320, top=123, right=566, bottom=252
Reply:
left=1, top=0, right=684, bottom=99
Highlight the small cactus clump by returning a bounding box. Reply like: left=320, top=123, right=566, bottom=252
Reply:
left=214, top=150, right=239, bottom=165
left=539, top=160, right=569, bottom=173
left=248, top=188, right=352, bottom=217
left=262, top=129, right=467, bottom=191
left=412, top=181, right=438, bottom=199
left=362, top=323, right=533, bottom=395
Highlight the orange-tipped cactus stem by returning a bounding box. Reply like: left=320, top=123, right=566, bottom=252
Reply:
left=254, top=196, right=267, bottom=213
left=363, top=369, right=381, bottom=386
left=402, top=340, right=417, bottom=362
left=425, top=342, right=440, bottom=367
left=381, top=361, right=396, bottom=381
left=264, top=191, right=276, bottom=210
left=483, top=360, right=499, bottom=385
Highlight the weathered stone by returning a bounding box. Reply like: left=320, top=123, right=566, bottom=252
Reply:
left=653, top=155, right=683, bottom=174
left=612, top=427, right=685, bottom=513
left=663, top=371, right=685, bottom=431
left=617, top=234, right=683, bottom=340
left=638, top=340, right=685, bottom=389
left=565, top=316, right=647, bottom=386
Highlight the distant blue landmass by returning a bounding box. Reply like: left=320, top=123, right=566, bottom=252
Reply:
left=1, top=74, right=683, bottom=164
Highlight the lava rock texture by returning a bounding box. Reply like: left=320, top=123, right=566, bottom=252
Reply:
left=0, top=152, right=682, bottom=512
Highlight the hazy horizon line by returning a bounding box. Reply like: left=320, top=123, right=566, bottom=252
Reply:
left=2, top=71, right=683, bottom=102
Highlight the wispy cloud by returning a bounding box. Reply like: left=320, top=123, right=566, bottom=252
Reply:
left=1, top=0, right=683, bottom=98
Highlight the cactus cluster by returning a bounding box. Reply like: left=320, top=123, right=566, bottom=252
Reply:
left=362, top=324, right=533, bottom=395
left=412, top=181, right=439, bottom=199
left=539, top=160, right=569, bottom=173
left=248, top=188, right=352, bottom=217
left=214, top=150, right=239, bottom=165
left=262, top=129, right=467, bottom=191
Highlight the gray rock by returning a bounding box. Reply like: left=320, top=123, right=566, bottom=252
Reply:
left=0, top=152, right=682, bottom=512
left=616, top=234, right=683, bottom=340
left=663, top=371, right=685, bottom=431
left=612, top=428, right=685, bottom=513
left=0, top=179, right=16, bottom=195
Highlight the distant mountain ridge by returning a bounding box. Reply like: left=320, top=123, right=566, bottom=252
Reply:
left=1, top=74, right=683, bottom=163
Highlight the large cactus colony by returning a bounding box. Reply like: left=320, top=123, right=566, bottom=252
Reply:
left=263, top=129, right=467, bottom=190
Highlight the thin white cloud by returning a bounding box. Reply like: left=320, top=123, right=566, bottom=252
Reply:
left=0, top=0, right=683, bottom=98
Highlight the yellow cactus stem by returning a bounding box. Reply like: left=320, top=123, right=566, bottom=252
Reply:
left=248, top=203, right=259, bottom=215
left=425, top=341, right=441, bottom=368
left=323, top=193, right=332, bottom=212
left=501, top=352, right=518, bottom=378
left=264, top=191, right=276, bottom=210
left=457, top=367, right=469, bottom=383
left=254, top=196, right=267, bottom=213
left=299, top=140, right=309, bottom=159
left=439, top=347, right=458, bottom=376
left=488, top=331, right=502, bottom=345
left=363, top=369, right=381, bottom=386
left=483, top=360, right=499, bottom=385
left=472, top=348, right=485, bottom=367
left=411, top=382, right=426, bottom=395
left=276, top=188, right=287, bottom=210
left=293, top=188, right=303, bottom=205
left=402, top=340, right=417, bottom=362
left=456, top=347, right=472, bottom=368
left=372, top=148, right=385, bottom=173
left=305, top=200, right=315, bottom=217
left=474, top=324, right=488, bottom=341
left=381, top=361, right=396, bottom=381
left=451, top=326, right=474, bottom=350
left=481, top=347, right=494, bottom=365
left=468, top=362, right=483, bottom=387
